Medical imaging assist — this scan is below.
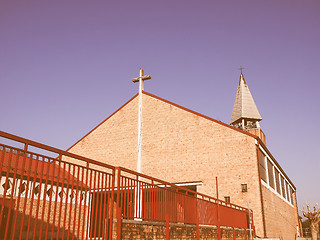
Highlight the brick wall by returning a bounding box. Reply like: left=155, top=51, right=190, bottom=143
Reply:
left=68, top=92, right=298, bottom=238
left=261, top=185, right=298, bottom=240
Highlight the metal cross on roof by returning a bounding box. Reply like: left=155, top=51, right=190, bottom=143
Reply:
left=131, top=68, right=152, bottom=176
left=132, top=68, right=151, bottom=92
left=239, top=66, right=245, bottom=74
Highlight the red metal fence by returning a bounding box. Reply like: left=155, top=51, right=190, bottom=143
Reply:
left=116, top=167, right=255, bottom=239
left=0, top=130, right=255, bottom=240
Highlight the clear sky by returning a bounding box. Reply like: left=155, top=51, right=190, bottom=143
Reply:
left=1, top=0, right=319, bottom=212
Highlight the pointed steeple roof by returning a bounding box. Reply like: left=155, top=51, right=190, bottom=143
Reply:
left=230, top=73, right=262, bottom=124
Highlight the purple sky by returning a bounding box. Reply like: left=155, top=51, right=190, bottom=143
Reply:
left=1, top=1, right=319, bottom=212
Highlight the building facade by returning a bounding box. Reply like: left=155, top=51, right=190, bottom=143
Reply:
left=68, top=73, right=300, bottom=239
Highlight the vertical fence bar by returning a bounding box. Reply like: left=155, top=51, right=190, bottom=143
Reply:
left=116, top=167, right=121, bottom=240
left=44, top=157, right=56, bottom=240
left=140, top=182, right=144, bottom=219
left=90, top=170, right=97, bottom=238
left=109, top=169, right=115, bottom=240
left=85, top=166, right=93, bottom=239
left=104, top=173, right=111, bottom=240
left=56, top=160, right=67, bottom=239
left=61, top=163, right=71, bottom=240
left=196, top=195, right=200, bottom=240
left=151, top=181, right=155, bottom=220
left=245, top=226, right=247, bottom=240
left=67, top=164, right=75, bottom=240
left=76, top=165, right=85, bottom=240
left=248, top=204, right=253, bottom=240
left=97, top=171, right=103, bottom=238
left=101, top=173, right=108, bottom=239
left=82, top=164, right=90, bottom=240
left=50, top=156, right=62, bottom=240
left=129, top=178, right=133, bottom=218
left=134, top=177, right=137, bottom=219
left=165, top=185, right=169, bottom=240
left=216, top=177, right=221, bottom=240
left=121, top=177, right=125, bottom=219
left=134, top=175, right=142, bottom=219
left=161, top=186, right=164, bottom=221
left=92, top=170, right=98, bottom=238
left=71, top=164, right=80, bottom=240
left=38, top=157, right=51, bottom=240
left=32, top=156, right=45, bottom=240
left=25, top=154, right=40, bottom=240
left=124, top=177, right=128, bottom=218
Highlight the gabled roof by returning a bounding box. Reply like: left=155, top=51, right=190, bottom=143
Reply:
left=67, top=91, right=295, bottom=189
left=231, top=73, right=262, bottom=124
left=67, top=91, right=256, bottom=152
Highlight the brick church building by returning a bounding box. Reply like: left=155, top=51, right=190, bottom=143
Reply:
left=67, top=70, right=300, bottom=239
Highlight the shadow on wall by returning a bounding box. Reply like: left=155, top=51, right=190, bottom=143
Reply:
left=0, top=201, right=82, bottom=240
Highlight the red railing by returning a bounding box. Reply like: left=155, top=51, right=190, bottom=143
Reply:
left=0, top=131, right=116, bottom=240
left=116, top=166, right=255, bottom=239
left=0, top=130, right=255, bottom=240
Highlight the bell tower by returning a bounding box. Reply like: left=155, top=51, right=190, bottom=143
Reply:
left=230, top=69, right=266, bottom=144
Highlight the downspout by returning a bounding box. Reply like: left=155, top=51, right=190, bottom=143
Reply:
left=255, top=137, right=267, bottom=237
left=294, top=192, right=303, bottom=237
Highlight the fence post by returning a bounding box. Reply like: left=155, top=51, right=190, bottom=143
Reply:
left=248, top=203, right=253, bottom=240
left=116, top=167, right=122, bottom=240
left=196, top=195, right=200, bottom=240
left=245, top=227, right=247, bottom=240
left=165, top=185, right=169, bottom=240
left=216, top=177, right=221, bottom=240
left=109, top=168, right=116, bottom=240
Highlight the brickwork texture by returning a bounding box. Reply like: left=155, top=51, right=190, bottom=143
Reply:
left=69, top=92, right=299, bottom=239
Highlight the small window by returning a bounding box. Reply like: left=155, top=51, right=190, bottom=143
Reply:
left=224, top=196, right=230, bottom=203
left=289, top=187, right=294, bottom=204
left=241, top=184, right=248, bottom=192
left=285, top=182, right=290, bottom=202
left=280, top=176, right=286, bottom=199
left=275, top=169, right=281, bottom=194
left=259, top=150, right=267, bottom=183
left=267, top=160, right=275, bottom=189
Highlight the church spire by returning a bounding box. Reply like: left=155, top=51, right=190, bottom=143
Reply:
left=230, top=72, right=262, bottom=130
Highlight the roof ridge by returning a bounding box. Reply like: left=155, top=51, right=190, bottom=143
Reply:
left=66, top=93, right=139, bottom=151
left=67, top=91, right=257, bottom=152
left=142, top=91, right=257, bottom=139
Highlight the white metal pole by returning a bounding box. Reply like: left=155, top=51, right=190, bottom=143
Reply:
left=248, top=202, right=253, bottom=240
left=137, top=69, right=143, bottom=173
left=135, top=68, right=143, bottom=220
left=132, top=68, right=151, bottom=220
